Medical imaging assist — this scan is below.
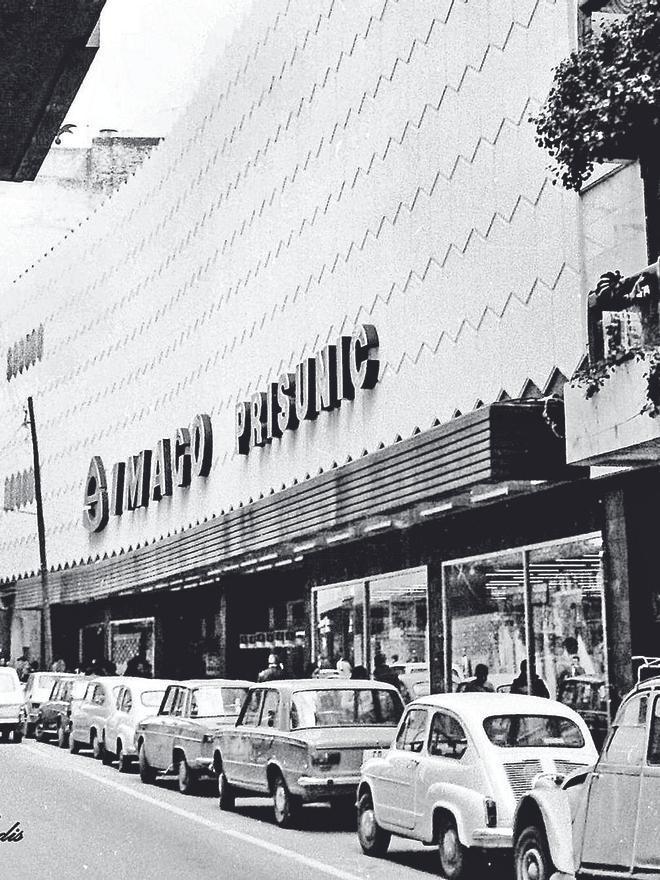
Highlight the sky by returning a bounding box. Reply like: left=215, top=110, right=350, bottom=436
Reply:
left=61, top=0, right=252, bottom=145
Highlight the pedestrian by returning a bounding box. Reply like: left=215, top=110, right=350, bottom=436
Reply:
left=125, top=649, right=152, bottom=677
left=258, top=653, right=285, bottom=682
left=556, top=637, right=585, bottom=690
left=336, top=654, right=352, bottom=678
left=373, top=652, right=410, bottom=701
left=13, top=648, right=30, bottom=682
left=351, top=665, right=369, bottom=680
left=510, top=660, right=550, bottom=698
left=462, top=663, right=495, bottom=693
left=50, top=658, right=66, bottom=672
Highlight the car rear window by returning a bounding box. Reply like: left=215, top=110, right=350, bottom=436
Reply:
left=483, top=714, right=585, bottom=748
left=191, top=686, right=249, bottom=718
left=140, top=690, right=167, bottom=708
left=0, top=675, right=21, bottom=694
left=290, top=688, right=403, bottom=729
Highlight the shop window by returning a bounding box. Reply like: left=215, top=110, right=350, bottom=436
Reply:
left=444, top=549, right=526, bottom=691
left=444, top=534, right=606, bottom=701
left=315, top=579, right=365, bottom=671
left=530, top=535, right=605, bottom=700
left=395, top=707, right=427, bottom=753
left=369, top=569, right=427, bottom=669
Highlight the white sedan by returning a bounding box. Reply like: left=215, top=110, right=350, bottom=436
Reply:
left=357, top=693, right=598, bottom=879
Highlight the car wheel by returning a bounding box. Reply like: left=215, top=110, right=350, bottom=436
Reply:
left=0, top=730, right=9, bottom=743
left=437, top=815, right=468, bottom=880
left=117, top=741, right=130, bottom=773
left=138, top=742, right=156, bottom=784
left=217, top=763, right=236, bottom=811
left=91, top=731, right=103, bottom=760
left=357, top=792, right=391, bottom=857
left=177, top=755, right=198, bottom=795
left=12, top=729, right=23, bottom=744
left=101, top=738, right=113, bottom=766
left=514, top=825, right=556, bottom=880
left=57, top=723, right=69, bottom=749
left=68, top=730, right=81, bottom=754
left=23, top=721, right=34, bottom=739
left=272, top=773, right=301, bottom=828
left=34, top=721, right=45, bottom=742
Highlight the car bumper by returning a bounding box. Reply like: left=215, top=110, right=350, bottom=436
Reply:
left=296, top=774, right=361, bottom=800
left=470, top=828, right=513, bottom=849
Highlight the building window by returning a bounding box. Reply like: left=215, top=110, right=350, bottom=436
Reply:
left=313, top=566, right=428, bottom=677
left=578, top=0, right=632, bottom=47
left=443, top=533, right=606, bottom=701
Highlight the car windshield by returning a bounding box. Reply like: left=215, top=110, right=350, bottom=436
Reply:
left=483, top=714, right=585, bottom=748
left=0, top=676, right=20, bottom=694
left=191, top=686, right=248, bottom=718
left=33, top=675, right=57, bottom=695
left=290, top=688, right=403, bottom=729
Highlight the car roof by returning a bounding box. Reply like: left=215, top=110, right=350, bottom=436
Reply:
left=176, top=679, right=253, bottom=688
left=249, top=678, right=400, bottom=692
left=410, top=692, right=584, bottom=720
left=118, top=677, right=174, bottom=690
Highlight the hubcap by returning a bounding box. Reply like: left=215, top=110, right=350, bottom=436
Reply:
left=361, top=808, right=376, bottom=843
left=521, top=847, right=543, bottom=880
left=275, top=784, right=287, bottom=814
left=441, top=828, right=460, bottom=868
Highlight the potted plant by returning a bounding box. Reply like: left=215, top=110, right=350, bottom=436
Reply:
left=534, top=0, right=660, bottom=260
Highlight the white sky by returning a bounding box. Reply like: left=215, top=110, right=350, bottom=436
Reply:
left=61, top=0, right=252, bottom=144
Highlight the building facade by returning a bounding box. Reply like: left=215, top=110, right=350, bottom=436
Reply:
left=0, top=1, right=650, bottom=709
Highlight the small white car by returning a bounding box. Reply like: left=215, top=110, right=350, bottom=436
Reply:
left=103, top=678, right=174, bottom=771
left=0, top=667, right=26, bottom=743
left=357, top=693, right=597, bottom=879
left=512, top=679, right=660, bottom=880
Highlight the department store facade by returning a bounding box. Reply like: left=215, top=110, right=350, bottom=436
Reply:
left=0, top=0, right=654, bottom=710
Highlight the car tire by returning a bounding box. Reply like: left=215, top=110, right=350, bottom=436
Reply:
left=12, top=729, right=23, bottom=744
left=57, top=723, right=69, bottom=750
left=514, top=825, right=556, bottom=880
left=0, top=730, right=9, bottom=743
left=23, top=721, right=35, bottom=739
left=272, top=773, right=302, bottom=828
left=117, top=742, right=130, bottom=773
left=68, top=731, right=81, bottom=754
left=101, top=738, right=113, bottom=766
left=217, top=764, right=236, bottom=811
left=437, top=815, right=468, bottom=880
left=177, top=755, right=198, bottom=795
left=91, top=731, right=103, bottom=761
left=357, top=792, right=391, bottom=857
left=138, top=742, right=156, bottom=785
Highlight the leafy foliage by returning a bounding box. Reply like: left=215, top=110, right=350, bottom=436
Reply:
left=534, top=0, right=660, bottom=190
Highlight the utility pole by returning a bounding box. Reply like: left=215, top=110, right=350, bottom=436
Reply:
left=26, top=396, right=52, bottom=669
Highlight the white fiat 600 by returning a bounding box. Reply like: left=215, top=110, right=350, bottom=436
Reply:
left=357, top=693, right=598, bottom=879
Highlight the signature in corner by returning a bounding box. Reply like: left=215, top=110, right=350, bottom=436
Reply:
left=0, top=818, right=23, bottom=842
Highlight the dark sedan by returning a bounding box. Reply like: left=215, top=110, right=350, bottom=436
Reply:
left=35, top=676, right=88, bottom=747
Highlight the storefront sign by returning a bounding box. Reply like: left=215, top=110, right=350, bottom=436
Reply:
left=82, top=413, right=212, bottom=532
left=235, top=324, right=379, bottom=454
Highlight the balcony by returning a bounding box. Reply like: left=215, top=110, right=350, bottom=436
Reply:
left=565, top=260, right=660, bottom=466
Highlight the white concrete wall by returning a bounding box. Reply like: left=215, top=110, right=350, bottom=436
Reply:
left=0, top=0, right=587, bottom=578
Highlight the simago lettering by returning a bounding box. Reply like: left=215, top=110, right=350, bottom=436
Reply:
left=235, top=324, right=379, bottom=455
left=82, top=413, right=212, bottom=533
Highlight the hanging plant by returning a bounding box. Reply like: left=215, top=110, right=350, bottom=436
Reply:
left=534, top=0, right=660, bottom=191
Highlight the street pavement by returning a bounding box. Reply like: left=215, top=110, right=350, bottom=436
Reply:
left=0, top=738, right=492, bottom=880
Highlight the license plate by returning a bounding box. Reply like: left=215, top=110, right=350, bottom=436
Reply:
left=362, top=748, right=383, bottom=762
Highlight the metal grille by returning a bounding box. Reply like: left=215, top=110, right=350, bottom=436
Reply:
left=553, top=760, right=588, bottom=778
left=504, top=760, right=544, bottom=800
left=112, top=633, right=142, bottom=675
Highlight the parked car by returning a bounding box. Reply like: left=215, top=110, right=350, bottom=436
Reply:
left=557, top=674, right=610, bottom=751
left=214, top=679, right=405, bottom=827
left=34, top=674, right=86, bottom=743
left=391, top=662, right=431, bottom=699
left=356, top=693, right=597, bottom=879
left=512, top=680, right=660, bottom=880
left=0, top=667, right=26, bottom=743
left=23, top=671, right=67, bottom=737
left=136, top=678, right=251, bottom=794
left=104, top=678, right=174, bottom=771
left=69, top=677, right=123, bottom=758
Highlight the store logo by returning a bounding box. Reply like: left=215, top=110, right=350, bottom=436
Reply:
left=235, top=324, right=379, bottom=455
left=82, top=413, right=212, bottom=533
